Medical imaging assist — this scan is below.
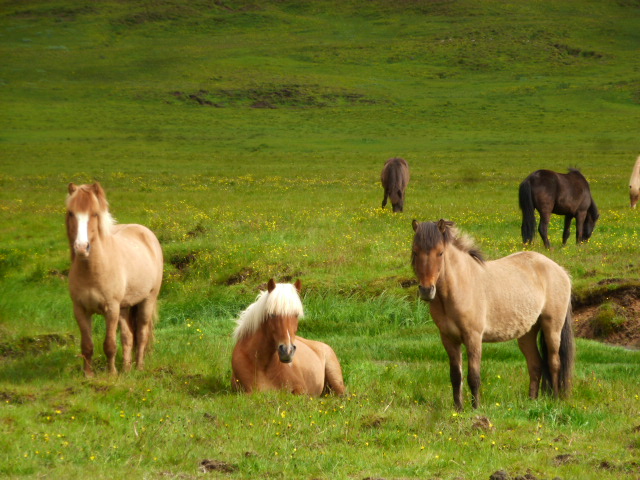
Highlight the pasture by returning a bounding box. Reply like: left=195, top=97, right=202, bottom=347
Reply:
left=1, top=1, right=640, bottom=479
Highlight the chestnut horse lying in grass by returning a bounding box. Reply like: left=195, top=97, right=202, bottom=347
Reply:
left=412, top=219, right=574, bottom=410
left=66, top=183, right=163, bottom=376
left=232, top=279, right=345, bottom=396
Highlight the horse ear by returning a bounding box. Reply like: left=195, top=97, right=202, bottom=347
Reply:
left=92, top=183, right=109, bottom=210
left=437, top=219, right=451, bottom=233
left=68, top=183, right=77, bottom=195
left=412, top=219, right=419, bottom=232
left=294, top=279, right=302, bottom=292
left=267, top=278, right=276, bottom=293
left=92, top=182, right=104, bottom=197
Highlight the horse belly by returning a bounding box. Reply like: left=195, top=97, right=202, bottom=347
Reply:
left=482, top=297, right=542, bottom=343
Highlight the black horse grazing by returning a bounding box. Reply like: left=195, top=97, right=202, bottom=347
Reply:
left=519, top=168, right=599, bottom=249
left=381, top=157, right=410, bottom=212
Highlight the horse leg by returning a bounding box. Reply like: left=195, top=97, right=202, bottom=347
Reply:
left=517, top=325, right=542, bottom=399
left=562, top=216, right=573, bottom=245
left=103, top=304, right=120, bottom=375
left=465, top=334, right=483, bottom=409
left=575, top=211, right=587, bottom=244
left=538, top=211, right=552, bottom=249
left=540, top=322, right=562, bottom=398
left=119, top=307, right=134, bottom=372
left=382, top=189, right=388, bottom=208
left=73, top=304, right=94, bottom=377
left=134, top=300, right=155, bottom=370
left=440, top=334, right=464, bottom=411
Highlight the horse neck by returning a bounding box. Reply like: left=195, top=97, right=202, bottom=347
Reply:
left=438, top=246, right=483, bottom=301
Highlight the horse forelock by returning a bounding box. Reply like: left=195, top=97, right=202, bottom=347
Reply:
left=234, top=283, right=304, bottom=341
left=413, top=222, right=446, bottom=252
left=413, top=221, right=484, bottom=264
left=66, top=184, right=115, bottom=233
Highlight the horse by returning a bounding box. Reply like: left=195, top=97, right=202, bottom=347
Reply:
left=231, top=279, right=345, bottom=396
left=411, top=219, right=574, bottom=410
left=629, top=155, right=640, bottom=208
left=519, top=168, right=599, bottom=249
left=381, top=157, right=410, bottom=212
left=66, top=183, right=163, bottom=376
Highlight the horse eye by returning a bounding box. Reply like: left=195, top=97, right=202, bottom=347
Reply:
left=68, top=211, right=74, bottom=218
left=438, top=251, right=444, bottom=257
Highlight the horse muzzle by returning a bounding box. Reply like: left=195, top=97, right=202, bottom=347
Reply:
left=418, top=284, right=436, bottom=302
left=74, top=241, right=91, bottom=258
left=277, top=344, right=297, bottom=364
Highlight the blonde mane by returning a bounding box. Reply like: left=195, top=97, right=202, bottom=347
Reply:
left=233, top=283, right=304, bottom=341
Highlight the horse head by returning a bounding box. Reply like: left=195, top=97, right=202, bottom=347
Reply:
left=66, top=182, right=112, bottom=259
left=412, top=219, right=483, bottom=301
left=411, top=219, right=453, bottom=301
left=265, top=278, right=303, bottom=364
left=583, top=201, right=600, bottom=242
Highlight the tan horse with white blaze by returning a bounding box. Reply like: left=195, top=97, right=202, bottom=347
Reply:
left=66, top=183, right=163, bottom=376
left=412, top=219, right=574, bottom=410
left=231, top=279, right=345, bottom=395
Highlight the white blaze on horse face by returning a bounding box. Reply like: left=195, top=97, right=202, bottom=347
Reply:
left=74, top=213, right=90, bottom=256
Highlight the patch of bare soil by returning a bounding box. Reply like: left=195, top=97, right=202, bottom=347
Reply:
left=573, top=284, right=640, bottom=349
left=199, top=459, right=236, bottom=473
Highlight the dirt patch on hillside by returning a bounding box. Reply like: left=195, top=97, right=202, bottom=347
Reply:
left=573, top=283, right=640, bottom=349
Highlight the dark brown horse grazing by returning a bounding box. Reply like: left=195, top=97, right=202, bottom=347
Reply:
left=231, top=279, right=345, bottom=396
left=412, top=219, right=574, bottom=410
left=66, top=183, right=163, bottom=376
left=519, top=168, right=599, bottom=249
left=381, top=157, right=410, bottom=212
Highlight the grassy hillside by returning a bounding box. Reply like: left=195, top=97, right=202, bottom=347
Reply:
left=1, top=1, right=639, bottom=479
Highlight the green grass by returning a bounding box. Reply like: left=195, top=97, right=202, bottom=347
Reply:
left=1, top=1, right=640, bottom=478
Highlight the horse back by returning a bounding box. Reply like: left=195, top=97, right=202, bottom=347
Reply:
left=381, top=157, right=409, bottom=187
left=527, top=169, right=591, bottom=214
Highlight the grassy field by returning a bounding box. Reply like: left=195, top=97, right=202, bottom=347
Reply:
left=1, top=1, right=640, bottom=479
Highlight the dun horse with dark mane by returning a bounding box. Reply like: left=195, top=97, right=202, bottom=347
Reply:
left=519, top=168, right=599, bottom=248
left=232, top=279, right=345, bottom=395
left=66, top=183, right=163, bottom=376
left=381, top=157, right=410, bottom=212
left=412, top=219, right=574, bottom=410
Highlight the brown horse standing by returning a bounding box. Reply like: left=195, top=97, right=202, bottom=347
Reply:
left=381, top=157, right=410, bottom=212
left=519, top=168, right=599, bottom=249
left=231, top=279, right=345, bottom=396
left=412, top=219, right=574, bottom=410
left=66, top=183, right=163, bottom=376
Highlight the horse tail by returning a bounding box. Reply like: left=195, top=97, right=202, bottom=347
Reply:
left=539, top=303, right=575, bottom=397
left=519, top=179, right=536, bottom=244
